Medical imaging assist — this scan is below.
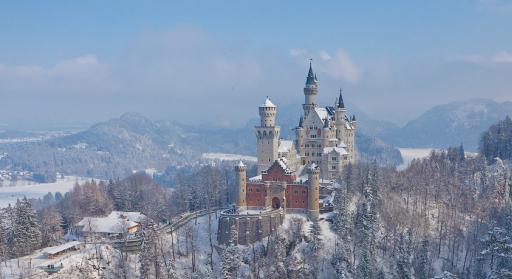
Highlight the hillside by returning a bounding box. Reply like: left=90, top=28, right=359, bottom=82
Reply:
left=379, top=99, right=512, bottom=150
left=0, top=111, right=403, bottom=182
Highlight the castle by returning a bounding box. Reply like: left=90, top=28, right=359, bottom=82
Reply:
left=218, top=63, right=357, bottom=245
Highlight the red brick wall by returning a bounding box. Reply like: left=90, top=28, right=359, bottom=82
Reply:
left=286, top=184, right=308, bottom=209
left=246, top=183, right=266, bottom=207
left=245, top=183, right=309, bottom=209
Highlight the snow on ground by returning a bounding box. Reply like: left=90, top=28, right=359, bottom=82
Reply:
left=202, top=152, right=257, bottom=162
left=0, top=243, right=98, bottom=279
left=169, top=211, right=221, bottom=276
left=397, top=148, right=435, bottom=170
left=0, top=176, right=91, bottom=208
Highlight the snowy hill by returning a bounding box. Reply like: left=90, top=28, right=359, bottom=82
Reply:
left=379, top=99, right=512, bottom=150
left=0, top=110, right=405, bottom=181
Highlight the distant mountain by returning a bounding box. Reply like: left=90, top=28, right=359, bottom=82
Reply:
left=0, top=110, right=403, bottom=182
left=379, top=99, right=512, bottom=150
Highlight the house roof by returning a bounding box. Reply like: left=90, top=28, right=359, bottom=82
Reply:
left=77, top=211, right=146, bottom=234
left=43, top=241, right=81, bottom=255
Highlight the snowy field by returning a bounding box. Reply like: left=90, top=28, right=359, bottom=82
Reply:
left=202, top=152, right=257, bottom=162
left=0, top=176, right=91, bottom=208
left=397, top=148, right=435, bottom=170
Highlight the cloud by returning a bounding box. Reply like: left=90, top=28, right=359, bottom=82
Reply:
left=492, top=51, right=512, bottom=63
left=449, top=51, right=512, bottom=64
left=0, top=55, right=109, bottom=95
left=290, top=48, right=362, bottom=83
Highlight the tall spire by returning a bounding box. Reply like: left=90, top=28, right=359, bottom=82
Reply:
left=337, top=88, right=345, bottom=109
left=298, top=116, right=304, bottom=128
left=323, top=117, right=329, bottom=128
left=306, top=59, right=317, bottom=85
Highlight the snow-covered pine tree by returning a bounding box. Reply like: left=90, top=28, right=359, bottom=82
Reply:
left=12, top=198, right=41, bottom=257
left=139, top=226, right=157, bottom=279
left=270, top=234, right=287, bottom=278
left=286, top=252, right=307, bottom=279
left=222, top=223, right=241, bottom=279
left=356, top=246, right=373, bottom=279
left=331, top=182, right=353, bottom=279
left=396, top=229, right=413, bottom=279
left=0, top=208, right=6, bottom=264
left=480, top=225, right=512, bottom=275
left=414, top=238, right=431, bottom=279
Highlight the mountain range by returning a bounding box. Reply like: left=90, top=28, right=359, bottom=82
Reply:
left=1, top=98, right=509, bottom=182
left=377, top=99, right=512, bottom=150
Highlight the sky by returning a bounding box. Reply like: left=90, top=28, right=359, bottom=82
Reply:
left=1, top=0, right=512, bottom=129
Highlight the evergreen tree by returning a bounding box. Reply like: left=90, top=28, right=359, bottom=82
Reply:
left=222, top=224, right=241, bottom=279
left=396, top=230, right=413, bottom=279
left=332, top=182, right=353, bottom=278
left=480, top=226, right=512, bottom=275
left=12, top=198, right=41, bottom=257
left=414, top=238, right=431, bottom=279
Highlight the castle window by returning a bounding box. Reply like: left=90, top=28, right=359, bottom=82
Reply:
left=256, top=189, right=260, bottom=192
left=302, top=190, right=306, bottom=194
left=332, top=157, right=337, bottom=161
left=294, top=190, right=298, bottom=194
left=332, top=166, right=336, bottom=170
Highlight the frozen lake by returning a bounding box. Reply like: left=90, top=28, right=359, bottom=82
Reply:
left=397, top=148, right=435, bottom=170
left=0, top=176, right=91, bottom=207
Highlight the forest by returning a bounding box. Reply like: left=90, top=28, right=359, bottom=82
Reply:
left=0, top=118, right=510, bottom=278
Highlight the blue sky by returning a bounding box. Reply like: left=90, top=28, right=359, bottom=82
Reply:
left=1, top=0, right=511, bottom=128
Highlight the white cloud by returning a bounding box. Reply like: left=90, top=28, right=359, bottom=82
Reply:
left=492, top=51, right=512, bottom=63
left=0, top=55, right=109, bottom=94
left=449, top=51, right=512, bottom=64
left=290, top=48, right=361, bottom=83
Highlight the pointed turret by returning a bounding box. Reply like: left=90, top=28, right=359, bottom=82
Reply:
left=351, top=115, right=356, bottom=121
left=306, top=61, right=316, bottom=85
left=298, top=116, right=304, bottom=128
left=337, top=89, right=345, bottom=109
left=303, top=61, right=319, bottom=116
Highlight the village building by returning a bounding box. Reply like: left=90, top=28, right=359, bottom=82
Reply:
left=42, top=241, right=82, bottom=259
left=76, top=211, right=147, bottom=239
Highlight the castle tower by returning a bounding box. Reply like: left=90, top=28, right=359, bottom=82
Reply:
left=303, top=62, right=318, bottom=117
left=255, top=97, right=280, bottom=174
left=335, top=89, right=347, bottom=145
left=322, top=117, right=330, bottom=147
left=294, top=116, right=306, bottom=161
left=307, top=164, right=320, bottom=220
left=235, top=161, right=247, bottom=210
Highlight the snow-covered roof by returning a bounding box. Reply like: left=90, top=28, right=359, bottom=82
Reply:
left=261, top=97, right=276, bottom=108
left=77, top=211, right=145, bottom=234
left=43, top=241, right=81, bottom=255
left=276, top=157, right=293, bottom=174
left=237, top=160, right=246, bottom=167
left=108, top=211, right=147, bottom=223
left=278, top=140, right=294, bottom=153
left=314, top=107, right=329, bottom=121
left=249, top=175, right=262, bottom=182
left=323, top=147, right=348, bottom=155
left=337, top=141, right=347, bottom=148
left=77, top=217, right=139, bottom=234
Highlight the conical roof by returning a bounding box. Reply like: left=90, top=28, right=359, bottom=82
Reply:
left=337, top=89, right=345, bottom=109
